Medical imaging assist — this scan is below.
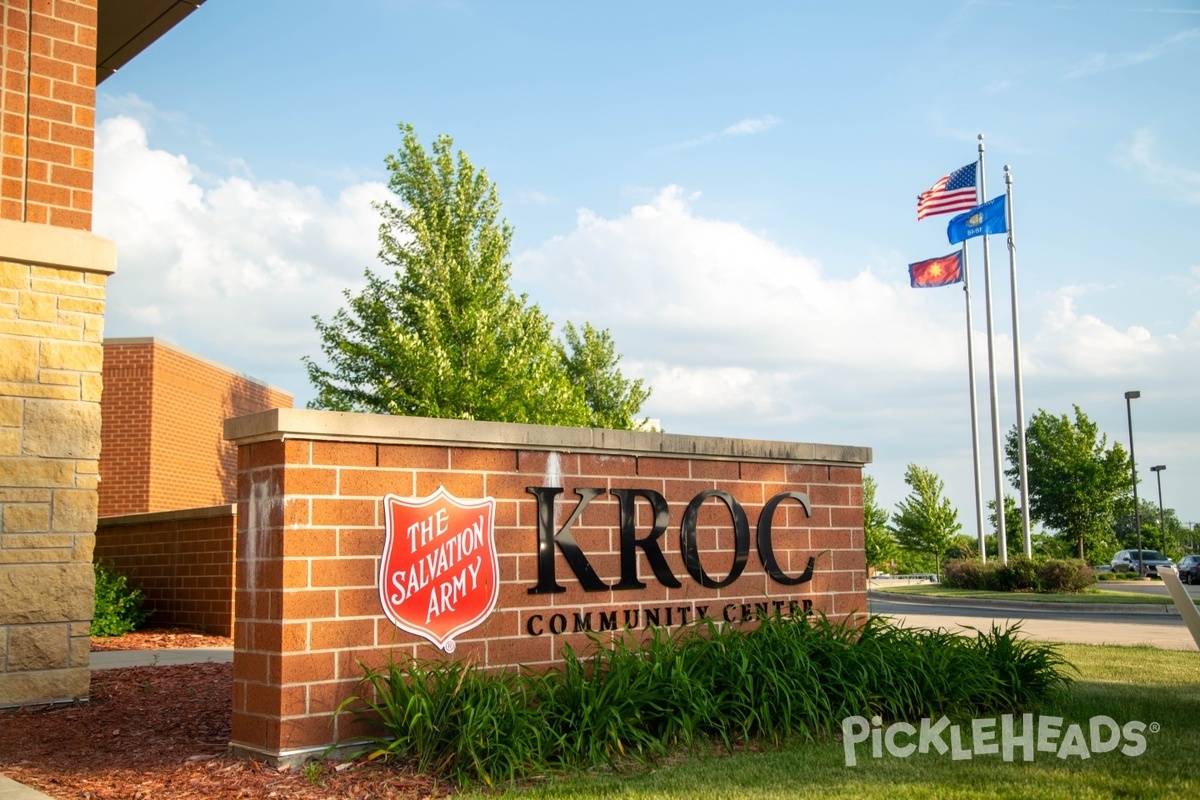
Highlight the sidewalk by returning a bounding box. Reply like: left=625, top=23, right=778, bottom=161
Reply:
left=89, top=648, right=233, bottom=670
left=870, top=591, right=1199, bottom=651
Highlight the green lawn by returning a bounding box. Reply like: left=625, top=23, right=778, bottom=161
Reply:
left=473, top=644, right=1200, bottom=799
left=872, top=584, right=1200, bottom=605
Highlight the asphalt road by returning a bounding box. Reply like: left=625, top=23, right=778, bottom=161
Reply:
left=868, top=593, right=1198, bottom=651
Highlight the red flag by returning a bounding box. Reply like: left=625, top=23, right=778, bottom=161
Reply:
left=909, top=252, right=963, bottom=288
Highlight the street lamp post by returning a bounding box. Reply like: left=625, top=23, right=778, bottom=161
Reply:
left=1151, top=465, right=1167, bottom=552
left=1124, top=391, right=1142, bottom=576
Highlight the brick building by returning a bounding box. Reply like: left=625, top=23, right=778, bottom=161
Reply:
left=0, top=1, right=207, bottom=706
left=99, top=337, right=293, bottom=517
left=92, top=338, right=291, bottom=637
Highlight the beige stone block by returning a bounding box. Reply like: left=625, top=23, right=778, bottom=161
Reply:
left=39, top=341, right=101, bottom=373
left=9, top=625, right=70, bottom=670
left=83, top=315, right=104, bottom=341
left=70, top=633, right=90, bottom=667
left=69, top=621, right=90, bottom=636
left=0, top=548, right=70, bottom=564
left=0, top=629, right=6, bottom=664
left=74, top=474, right=98, bottom=490
left=0, top=306, right=17, bottom=320
left=18, top=292, right=56, bottom=322
left=0, top=319, right=80, bottom=340
left=29, top=280, right=104, bottom=300
left=2, top=504, right=50, bottom=533
left=0, top=667, right=89, bottom=707
left=52, top=489, right=97, bottom=533
left=0, top=381, right=78, bottom=400
left=0, top=458, right=75, bottom=487
left=72, top=532, right=95, bottom=562
left=0, top=489, right=51, bottom=503
left=0, top=336, right=38, bottom=382
left=81, top=373, right=102, bottom=402
left=30, top=267, right=83, bottom=282
left=0, top=562, right=93, bottom=624
left=2, top=533, right=71, bottom=548
left=0, top=288, right=17, bottom=305
left=56, top=311, right=83, bottom=328
left=85, top=273, right=106, bottom=285
left=22, top=399, right=101, bottom=458
left=0, top=427, right=18, bottom=455
left=39, top=370, right=81, bottom=386
left=75, top=458, right=99, bottom=475
left=0, top=397, right=21, bottom=426
left=0, top=262, right=30, bottom=290
left=57, top=297, right=104, bottom=314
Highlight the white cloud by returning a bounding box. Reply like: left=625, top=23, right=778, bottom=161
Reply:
left=517, top=186, right=963, bottom=374
left=722, top=115, right=780, bottom=136
left=1029, top=286, right=1165, bottom=376
left=514, top=187, right=1200, bottom=522
left=1066, top=27, right=1200, bottom=78
left=662, top=115, right=780, bottom=151
left=93, top=115, right=392, bottom=393
left=1117, top=128, right=1200, bottom=205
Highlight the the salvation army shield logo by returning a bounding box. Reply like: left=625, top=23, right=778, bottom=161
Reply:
left=379, top=487, right=499, bottom=653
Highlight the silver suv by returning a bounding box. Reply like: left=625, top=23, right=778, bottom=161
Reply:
left=1111, top=549, right=1174, bottom=576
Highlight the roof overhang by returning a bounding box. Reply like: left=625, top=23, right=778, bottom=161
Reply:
left=97, top=0, right=206, bottom=84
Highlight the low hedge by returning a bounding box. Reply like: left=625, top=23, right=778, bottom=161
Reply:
left=943, top=555, right=1095, bottom=593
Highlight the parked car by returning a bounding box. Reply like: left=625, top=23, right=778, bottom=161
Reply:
left=1111, top=549, right=1175, bottom=576
left=1176, top=554, right=1200, bottom=585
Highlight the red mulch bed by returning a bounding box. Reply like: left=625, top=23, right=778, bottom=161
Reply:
left=0, top=629, right=449, bottom=799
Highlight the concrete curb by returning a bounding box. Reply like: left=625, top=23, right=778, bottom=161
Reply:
left=867, top=589, right=1184, bottom=616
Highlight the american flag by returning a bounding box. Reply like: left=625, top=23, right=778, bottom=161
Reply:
left=917, top=162, right=977, bottom=220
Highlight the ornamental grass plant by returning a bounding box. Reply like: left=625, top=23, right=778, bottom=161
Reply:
left=336, top=614, right=1071, bottom=787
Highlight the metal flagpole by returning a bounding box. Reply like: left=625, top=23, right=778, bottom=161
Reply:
left=978, top=134, right=1008, bottom=563
left=1005, top=165, right=1032, bottom=557
left=961, top=242, right=987, bottom=562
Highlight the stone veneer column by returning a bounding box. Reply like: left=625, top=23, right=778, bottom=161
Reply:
left=0, top=217, right=114, bottom=706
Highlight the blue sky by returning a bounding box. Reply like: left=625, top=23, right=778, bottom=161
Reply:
left=93, top=1, right=1200, bottom=530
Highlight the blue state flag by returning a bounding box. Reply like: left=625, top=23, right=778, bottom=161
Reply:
left=947, top=194, right=1007, bottom=245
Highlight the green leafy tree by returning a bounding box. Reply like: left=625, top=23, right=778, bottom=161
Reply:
left=1005, top=406, right=1130, bottom=561
left=862, top=475, right=896, bottom=574
left=559, top=322, right=650, bottom=429
left=1114, top=498, right=1186, bottom=558
left=890, top=464, right=962, bottom=579
left=987, top=495, right=1024, bottom=544
left=305, top=124, right=648, bottom=428
left=944, top=534, right=978, bottom=561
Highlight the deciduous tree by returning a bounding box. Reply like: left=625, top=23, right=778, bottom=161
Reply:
left=862, top=475, right=896, bottom=574
left=304, top=124, right=649, bottom=428
left=1005, top=406, right=1130, bottom=561
left=890, top=464, right=961, bottom=579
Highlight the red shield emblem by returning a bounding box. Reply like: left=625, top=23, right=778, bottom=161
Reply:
left=379, top=487, right=499, bottom=653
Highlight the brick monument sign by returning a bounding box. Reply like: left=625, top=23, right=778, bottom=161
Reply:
left=224, top=408, right=871, bottom=762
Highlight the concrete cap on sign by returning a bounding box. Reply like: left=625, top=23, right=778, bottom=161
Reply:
left=223, top=408, right=872, bottom=466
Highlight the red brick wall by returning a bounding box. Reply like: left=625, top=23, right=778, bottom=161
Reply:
left=97, top=339, right=153, bottom=515
left=226, top=413, right=869, bottom=759
left=95, top=505, right=236, bottom=636
left=1, top=0, right=97, bottom=230
left=99, top=339, right=293, bottom=516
